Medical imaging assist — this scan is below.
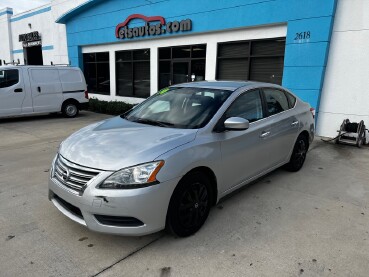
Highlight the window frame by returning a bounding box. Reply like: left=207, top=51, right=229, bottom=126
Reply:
left=215, top=37, right=286, bottom=84
left=116, top=49, right=151, bottom=98
left=213, top=88, right=266, bottom=132
left=260, top=87, right=296, bottom=117
left=0, top=69, right=20, bottom=89
left=82, top=52, right=110, bottom=95
left=157, top=44, right=207, bottom=90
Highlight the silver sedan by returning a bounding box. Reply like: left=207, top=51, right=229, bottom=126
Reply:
left=48, top=81, right=315, bottom=237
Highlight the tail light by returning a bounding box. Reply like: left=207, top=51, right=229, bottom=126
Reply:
left=310, top=108, right=315, bottom=119
left=85, top=90, right=89, bottom=99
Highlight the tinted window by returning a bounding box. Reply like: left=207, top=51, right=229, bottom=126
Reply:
left=83, top=52, right=110, bottom=95
left=225, top=90, right=263, bottom=122
left=263, top=88, right=289, bottom=116
left=0, top=69, right=19, bottom=88
left=116, top=49, right=150, bottom=98
left=125, top=88, right=232, bottom=129
left=285, top=91, right=296, bottom=108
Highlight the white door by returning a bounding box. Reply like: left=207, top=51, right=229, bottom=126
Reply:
left=0, top=69, right=25, bottom=117
left=28, top=68, right=63, bottom=113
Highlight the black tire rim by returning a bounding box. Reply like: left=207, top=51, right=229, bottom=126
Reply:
left=178, top=182, right=209, bottom=229
left=294, top=139, right=307, bottom=167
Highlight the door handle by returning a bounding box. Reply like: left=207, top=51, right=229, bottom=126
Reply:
left=14, top=88, right=23, bottom=93
left=37, top=86, right=41, bottom=93
left=260, top=131, right=271, bottom=138
left=291, top=121, right=299, bottom=127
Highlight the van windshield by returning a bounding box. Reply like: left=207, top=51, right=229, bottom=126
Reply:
left=123, top=87, right=232, bottom=129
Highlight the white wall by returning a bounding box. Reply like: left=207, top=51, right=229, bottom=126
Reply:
left=0, top=0, right=87, bottom=66
left=317, top=0, right=369, bottom=138
left=82, top=24, right=287, bottom=104
left=0, top=8, right=14, bottom=64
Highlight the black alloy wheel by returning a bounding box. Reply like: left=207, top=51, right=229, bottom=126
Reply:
left=285, top=135, right=308, bottom=172
left=167, top=172, right=212, bottom=237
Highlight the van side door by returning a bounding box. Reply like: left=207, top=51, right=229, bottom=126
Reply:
left=28, top=68, right=63, bottom=113
left=0, top=69, right=25, bottom=117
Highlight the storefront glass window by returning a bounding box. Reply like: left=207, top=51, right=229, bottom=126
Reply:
left=116, top=49, right=150, bottom=98
left=158, top=44, right=207, bottom=89
left=83, top=52, right=110, bottom=95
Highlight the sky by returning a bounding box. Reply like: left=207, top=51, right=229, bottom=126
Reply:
left=0, top=0, right=51, bottom=14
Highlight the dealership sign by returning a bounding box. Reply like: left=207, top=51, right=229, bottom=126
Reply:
left=115, top=14, right=192, bottom=40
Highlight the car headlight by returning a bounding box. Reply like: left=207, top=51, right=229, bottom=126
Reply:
left=99, top=161, right=165, bottom=189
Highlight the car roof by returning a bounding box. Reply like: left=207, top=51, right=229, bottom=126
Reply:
left=171, top=80, right=281, bottom=91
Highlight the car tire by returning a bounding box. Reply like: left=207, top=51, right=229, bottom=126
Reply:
left=167, top=171, right=212, bottom=237
left=62, top=102, right=79, bottom=118
left=285, top=134, right=309, bottom=172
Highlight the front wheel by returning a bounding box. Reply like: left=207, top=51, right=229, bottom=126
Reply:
left=62, top=102, right=79, bottom=118
left=285, top=135, right=309, bottom=172
left=167, top=172, right=212, bottom=237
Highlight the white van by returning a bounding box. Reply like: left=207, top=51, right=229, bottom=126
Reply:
left=0, top=66, right=89, bottom=119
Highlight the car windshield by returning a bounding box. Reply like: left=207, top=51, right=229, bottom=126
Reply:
left=123, top=87, right=233, bottom=129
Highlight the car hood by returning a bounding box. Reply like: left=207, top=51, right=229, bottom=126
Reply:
left=59, top=117, right=198, bottom=171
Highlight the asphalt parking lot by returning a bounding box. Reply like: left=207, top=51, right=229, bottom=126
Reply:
left=1, top=111, right=369, bottom=277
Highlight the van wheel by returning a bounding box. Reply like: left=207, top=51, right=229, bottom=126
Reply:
left=62, top=102, right=79, bottom=118
left=167, top=172, right=212, bottom=237
left=285, top=134, right=308, bottom=172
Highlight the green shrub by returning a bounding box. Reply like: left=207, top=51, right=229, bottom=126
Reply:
left=89, top=98, right=135, bottom=115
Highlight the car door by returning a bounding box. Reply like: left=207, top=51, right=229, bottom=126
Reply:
left=218, top=89, right=275, bottom=193
left=0, top=69, right=25, bottom=117
left=262, top=88, right=299, bottom=166
left=28, top=68, right=63, bottom=113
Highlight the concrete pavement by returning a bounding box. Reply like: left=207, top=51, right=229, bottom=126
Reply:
left=0, top=112, right=368, bottom=277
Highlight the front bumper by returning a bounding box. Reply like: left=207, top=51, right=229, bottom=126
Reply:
left=48, top=173, right=180, bottom=236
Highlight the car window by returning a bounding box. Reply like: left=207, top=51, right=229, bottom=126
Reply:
left=263, top=88, right=289, bottom=116
left=125, top=87, right=232, bottom=129
left=0, top=69, right=19, bottom=88
left=225, top=89, right=263, bottom=122
left=285, top=91, right=296, bottom=108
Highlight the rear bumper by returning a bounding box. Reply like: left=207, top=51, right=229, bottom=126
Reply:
left=48, top=174, right=180, bottom=236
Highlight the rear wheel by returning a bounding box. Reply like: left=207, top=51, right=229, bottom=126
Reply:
left=285, top=135, right=309, bottom=172
left=62, top=102, right=79, bottom=118
left=167, top=172, right=212, bottom=237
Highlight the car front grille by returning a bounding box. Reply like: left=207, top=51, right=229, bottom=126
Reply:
left=53, top=155, right=101, bottom=195
left=54, top=194, right=83, bottom=219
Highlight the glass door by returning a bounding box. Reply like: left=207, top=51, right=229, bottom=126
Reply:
left=172, top=61, right=190, bottom=85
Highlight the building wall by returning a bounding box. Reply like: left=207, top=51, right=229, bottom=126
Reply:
left=317, top=0, right=369, bottom=137
left=0, top=8, right=14, bottom=63
left=0, top=1, right=87, bottom=66
left=59, top=0, right=337, bottom=111
left=82, top=24, right=287, bottom=104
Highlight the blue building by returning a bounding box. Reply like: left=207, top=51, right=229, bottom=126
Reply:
left=5, top=0, right=368, bottom=138
left=55, top=0, right=337, bottom=112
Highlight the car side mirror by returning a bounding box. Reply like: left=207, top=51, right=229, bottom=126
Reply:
left=224, top=117, right=250, bottom=131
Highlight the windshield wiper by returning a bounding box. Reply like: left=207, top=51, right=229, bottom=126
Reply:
left=133, top=118, right=174, bottom=127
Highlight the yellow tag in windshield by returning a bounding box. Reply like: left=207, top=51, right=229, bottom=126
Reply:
left=159, top=87, right=170, bottom=95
